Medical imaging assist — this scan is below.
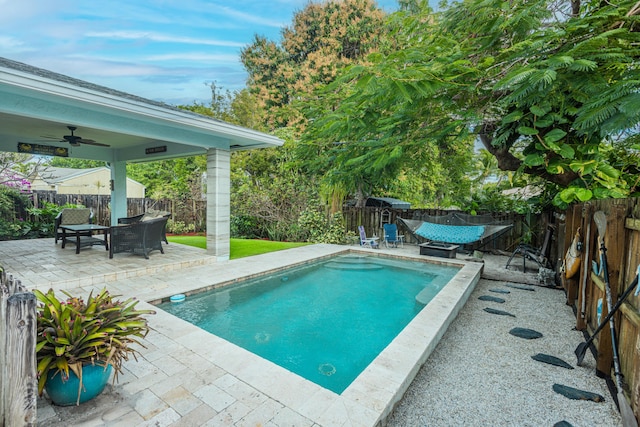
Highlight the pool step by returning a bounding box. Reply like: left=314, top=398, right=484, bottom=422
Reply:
left=325, top=261, right=383, bottom=271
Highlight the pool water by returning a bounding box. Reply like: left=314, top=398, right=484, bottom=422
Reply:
left=158, top=254, right=459, bottom=393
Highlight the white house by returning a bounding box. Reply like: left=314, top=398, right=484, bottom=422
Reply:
left=30, top=167, right=145, bottom=198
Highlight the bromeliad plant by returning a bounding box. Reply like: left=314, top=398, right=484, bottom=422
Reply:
left=34, top=287, right=155, bottom=397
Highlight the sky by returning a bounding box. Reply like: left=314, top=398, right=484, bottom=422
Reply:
left=0, top=0, right=401, bottom=106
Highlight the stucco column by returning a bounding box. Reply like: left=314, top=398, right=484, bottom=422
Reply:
left=206, top=148, right=231, bottom=260
left=109, top=160, right=127, bottom=225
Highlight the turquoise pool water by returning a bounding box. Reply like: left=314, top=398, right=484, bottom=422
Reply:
left=158, top=254, right=459, bottom=393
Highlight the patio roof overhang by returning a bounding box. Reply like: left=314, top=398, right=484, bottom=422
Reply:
left=0, top=57, right=283, bottom=162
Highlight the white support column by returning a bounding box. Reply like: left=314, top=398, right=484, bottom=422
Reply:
left=109, top=160, right=128, bottom=225
left=206, top=148, right=231, bottom=260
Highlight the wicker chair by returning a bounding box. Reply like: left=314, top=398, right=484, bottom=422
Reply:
left=117, top=210, right=171, bottom=243
left=109, top=217, right=168, bottom=259
left=54, top=208, right=94, bottom=244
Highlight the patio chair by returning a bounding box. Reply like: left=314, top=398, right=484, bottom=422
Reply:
left=358, top=225, right=379, bottom=249
left=109, top=216, right=168, bottom=259
left=118, top=210, right=171, bottom=243
left=505, top=224, right=554, bottom=272
left=54, top=208, right=94, bottom=244
left=383, top=223, right=404, bottom=248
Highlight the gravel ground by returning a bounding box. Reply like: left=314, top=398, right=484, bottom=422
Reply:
left=386, top=254, right=623, bottom=427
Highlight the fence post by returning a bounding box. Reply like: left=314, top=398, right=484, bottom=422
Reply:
left=0, top=272, right=37, bottom=427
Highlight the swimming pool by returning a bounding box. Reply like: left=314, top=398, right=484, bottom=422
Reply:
left=158, top=254, right=459, bottom=393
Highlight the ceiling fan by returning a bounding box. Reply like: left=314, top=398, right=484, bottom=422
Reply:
left=40, top=126, right=110, bottom=147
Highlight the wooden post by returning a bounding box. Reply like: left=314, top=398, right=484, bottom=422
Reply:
left=5, top=293, right=37, bottom=427
left=0, top=272, right=8, bottom=426
left=1, top=273, right=37, bottom=427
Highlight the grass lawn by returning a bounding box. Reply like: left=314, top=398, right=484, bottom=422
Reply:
left=166, top=235, right=310, bottom=259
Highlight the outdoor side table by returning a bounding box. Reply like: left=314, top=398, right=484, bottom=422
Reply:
left=60, top=224, right=109, bottom=254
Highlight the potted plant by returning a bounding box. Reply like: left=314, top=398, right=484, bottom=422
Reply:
left=35, top=287, right=155, bottom=406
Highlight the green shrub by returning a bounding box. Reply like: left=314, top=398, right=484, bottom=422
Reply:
left=231, top=214, right=263, bottom=239
left=298, top=209, right=348, bottom=244
left=167, top=219, right=195, bottom=235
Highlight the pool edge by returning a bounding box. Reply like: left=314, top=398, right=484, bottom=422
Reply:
left=337, top=259, right=483, bottom=426
left=146, top=244, right=483, bottom=426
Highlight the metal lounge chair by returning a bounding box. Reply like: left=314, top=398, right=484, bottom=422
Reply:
left=505, top=224, right=554, bottom=272
left=358, top=225, right=379, bottom=249
left=383, top=223, right=404, bottom=248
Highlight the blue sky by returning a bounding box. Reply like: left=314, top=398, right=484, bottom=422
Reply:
left=1, top=0, right=401, bottom=106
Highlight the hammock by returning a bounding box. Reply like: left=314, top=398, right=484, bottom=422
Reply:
left=399, top=213, right=513, bottom=246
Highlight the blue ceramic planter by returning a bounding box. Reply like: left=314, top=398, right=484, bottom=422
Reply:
left=45, top=363, right=112, bottom=406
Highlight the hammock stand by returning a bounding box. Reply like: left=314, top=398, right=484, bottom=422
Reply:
left=398, top=213, right=513, bottom=252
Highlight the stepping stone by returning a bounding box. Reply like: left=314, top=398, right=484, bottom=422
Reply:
left=554, top=421, right=574, bottom=427
left=506, top=283, right=535, bottom=291
left=483, top=307, right=515, bottom=317
left=552, top=384, right=604, bottom=402
left=478, top=295, right=505, bottom=303
left=509, top=327, right=543, bottom=339
left=489, top=288, right=510, bottom=294
left=532, top=353, right=574, bottom=369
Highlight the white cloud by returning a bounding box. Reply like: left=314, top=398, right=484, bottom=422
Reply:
left=143, top=53, right=241, bottom=63
left=85, top=31, right=245, bottom=48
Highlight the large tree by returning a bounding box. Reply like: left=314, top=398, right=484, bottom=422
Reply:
left=240, top=0, right=388, bottom=131
left=305, top=0, right=640, bottom=207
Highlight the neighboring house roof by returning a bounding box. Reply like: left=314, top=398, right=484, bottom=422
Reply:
left=502, top=185, right=543, bottom=199
left=35, top=167, right=119, bottom=184
left=365, top=197, right=411, bottom=209
left=30, top=167, right=145, bottom=196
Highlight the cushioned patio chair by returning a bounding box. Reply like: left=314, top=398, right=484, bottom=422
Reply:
left=358, top=225, right=379, bottom=249
left=383, top=223, right=404, bottom=248
left=109, top=216, right=168, bottom=259
left=54, top=208, right=94, bottom=244
left=117, top=210, right=171, bottom=243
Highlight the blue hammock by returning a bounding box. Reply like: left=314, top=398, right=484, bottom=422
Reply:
left=415, top=222, right=485, bottom=244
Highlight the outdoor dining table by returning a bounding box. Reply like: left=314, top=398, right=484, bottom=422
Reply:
left=60, top=224, right=109, bottom=254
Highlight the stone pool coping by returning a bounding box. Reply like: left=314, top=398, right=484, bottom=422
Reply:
left=147, top=246, right=483, bottom=426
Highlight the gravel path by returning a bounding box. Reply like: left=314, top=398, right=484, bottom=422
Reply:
left=386, top=255, right=623, bottom=427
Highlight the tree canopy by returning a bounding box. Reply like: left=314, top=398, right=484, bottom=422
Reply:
left=304, top=0, right=640, bottom=208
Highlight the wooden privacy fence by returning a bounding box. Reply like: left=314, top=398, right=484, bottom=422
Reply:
left=0, top=269, right=37, bottom=426
left=559, top=197, right=640, bottom=421
left=32, top=191, right=206, bottom=231
left=342, top=206, right=547, bottom=254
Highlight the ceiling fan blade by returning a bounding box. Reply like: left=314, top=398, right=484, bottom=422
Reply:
left=79, top=140, right=110, bottom=147
left=39, top=135, right=64, bottom=141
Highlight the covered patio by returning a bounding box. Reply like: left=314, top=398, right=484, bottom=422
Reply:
left=0, top=56, right=283, bottom=260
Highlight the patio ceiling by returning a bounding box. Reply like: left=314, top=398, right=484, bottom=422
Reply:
left=0, top=57, right=283, bottom=163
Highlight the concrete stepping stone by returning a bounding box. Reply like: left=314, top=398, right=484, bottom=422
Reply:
left=478, top=295, right=505, bottom=303
left=506, top=283, right=535, bottom=291
left=532, top=353, right=574, bottom=369
left=552, top=383, right=605, bottom=402
left=483, top=307, right=515, bottom=317
left=554, top=421, right=574, bottom=427
left=509, top=327, right=543, bottom=339
left=489, top=288, right=510, bottom=294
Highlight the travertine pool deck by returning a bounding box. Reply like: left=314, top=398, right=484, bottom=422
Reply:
left=0, top=239, right=481, bottom=426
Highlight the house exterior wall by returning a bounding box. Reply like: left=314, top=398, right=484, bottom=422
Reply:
left=30, top=169, right=144, bottom=198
